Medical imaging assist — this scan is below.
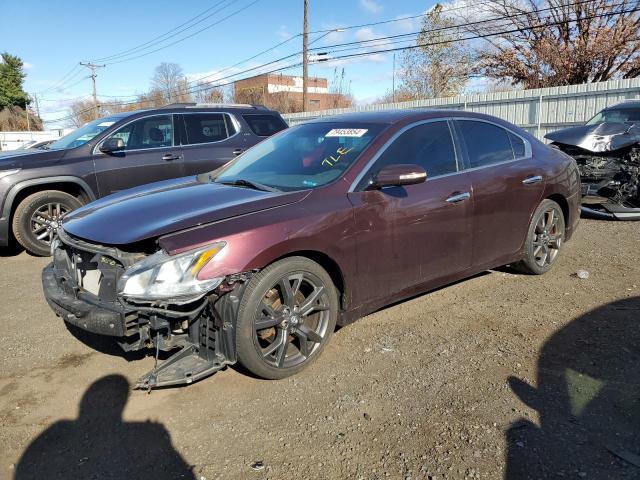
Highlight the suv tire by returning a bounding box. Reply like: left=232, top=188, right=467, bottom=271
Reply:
left=235, top=257, right=338, bottom=379
left=12, top=190, right=83, bottom=256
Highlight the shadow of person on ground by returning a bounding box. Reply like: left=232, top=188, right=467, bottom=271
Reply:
left=14, top=374, right=195, bottom=480
left=505, top=296, right=640, bottom=479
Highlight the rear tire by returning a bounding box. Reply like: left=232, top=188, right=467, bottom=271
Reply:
left=12, top=190, right=83, bottom=256
left=514, top=199, right=565, bottom=275
left=235, top=257, right=338, bottom=380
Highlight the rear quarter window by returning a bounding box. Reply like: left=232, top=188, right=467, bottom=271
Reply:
left=457, top=120, right=515, bottom=168
left=243, top=114, right=288, bottom=137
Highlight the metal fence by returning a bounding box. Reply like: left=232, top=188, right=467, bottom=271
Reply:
left=283, top=78, right=640, bottom=140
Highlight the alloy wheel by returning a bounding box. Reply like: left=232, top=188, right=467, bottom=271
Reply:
left=30, top=202, right=70, bottom=246
left=253, top=272, right=331, bottom=369
left=533, top=207, right=563, bottom=268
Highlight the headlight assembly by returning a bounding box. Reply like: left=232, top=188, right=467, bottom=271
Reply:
left=117, top=242, right=226, bottom=302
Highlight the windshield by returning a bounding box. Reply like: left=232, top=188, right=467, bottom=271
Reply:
left=214, top=122, right=386, bottom=191
left=48, top=116, right=123, bottom=150
left=586, top=108, right=640, bottom=125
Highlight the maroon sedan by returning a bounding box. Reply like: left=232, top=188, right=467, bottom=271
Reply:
left=42, top=110, right=580, bottom=388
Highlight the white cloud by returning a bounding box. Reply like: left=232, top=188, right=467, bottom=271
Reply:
left=390, top=14, right=423, bottom=34
left=359, top=0, right=382, bottom=14
left=276, top=25, right=292, bottom=41
left=23, top=62, right=34, bottom=70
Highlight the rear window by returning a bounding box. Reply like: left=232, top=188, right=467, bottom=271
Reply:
left=243, top=114, right=287, bottom=137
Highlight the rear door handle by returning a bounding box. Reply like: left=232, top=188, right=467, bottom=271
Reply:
left=162, top=153, right=181, bottom=161
left=522, top=175, right=543, bottom=185
left=446, top=192, right=471, bottom=203
left=233, top=148, right=243, bottom=156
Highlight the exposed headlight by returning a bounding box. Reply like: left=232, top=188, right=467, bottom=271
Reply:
left=117, top=242, right=226, bottom=302
left=0, top=169, right=20, bottom=179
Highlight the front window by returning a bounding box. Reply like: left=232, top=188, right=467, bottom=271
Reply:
left=586, top=108, right=640, bottom=125
left=214, top=123, right=386, bottom=191
left=102, top=115, right=173, bottom=150
left=48, top=116, right=123, bottom=150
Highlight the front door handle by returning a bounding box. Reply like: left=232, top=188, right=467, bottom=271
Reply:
left=162, top=153, right=181, bottom=161
left=522, top=175, right=543, bottom=185
left=446, top=191, right=471, bottom=203
left=232, top=148, right=243, bottom=156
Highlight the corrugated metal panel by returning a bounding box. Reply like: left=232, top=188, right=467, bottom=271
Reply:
left=283, top=78, right=640, bottom=139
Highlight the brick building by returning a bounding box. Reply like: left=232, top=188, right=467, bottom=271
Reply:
left=233, top=74, right=351, bottom=113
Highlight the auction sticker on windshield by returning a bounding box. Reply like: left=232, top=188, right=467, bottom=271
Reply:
left=325, top=128, right=368, bottom=137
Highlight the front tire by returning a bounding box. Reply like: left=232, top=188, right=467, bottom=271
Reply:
left=515, top=199, right=565, bottom=275
left=12, top=190, right=83, bottom=256
left=235, top=257, right=338, bottom=380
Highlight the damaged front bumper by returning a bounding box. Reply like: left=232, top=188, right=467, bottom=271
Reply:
left=42, top=236, right=247, bottom=389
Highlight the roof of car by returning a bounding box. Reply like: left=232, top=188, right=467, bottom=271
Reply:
left=605, top=100, right=640, bottom=110
left=306, top=109, right=491, bottom=125
left=114, top=104, right=280, bottom=120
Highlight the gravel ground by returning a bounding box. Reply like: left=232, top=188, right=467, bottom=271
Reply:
left=0, top=219, right=639, bottom=480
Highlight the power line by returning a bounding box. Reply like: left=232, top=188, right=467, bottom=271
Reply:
left=102, top=0, right=261, bottom=65
left=91, top=0, right=236, bottom=62
left=44, top=0, right=638, bottom=124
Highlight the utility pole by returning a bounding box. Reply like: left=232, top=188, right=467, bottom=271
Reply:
left=33, top=93, right=41, bottom=119
left=392, top=53, right=396, bottom=103
left=79, top=62, right=105, bottom=116
left=302, top=0, right=309, bottom=112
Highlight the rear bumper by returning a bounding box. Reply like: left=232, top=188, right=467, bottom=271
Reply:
left=42, top=263, right=130, bottom=337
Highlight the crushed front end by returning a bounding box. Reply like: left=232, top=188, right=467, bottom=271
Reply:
left=42, top=229, right=249, bottom=389
left=546, top=121, right=640, bottom=220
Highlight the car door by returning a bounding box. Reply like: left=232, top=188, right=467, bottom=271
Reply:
left=180, top=112, right=245, bottom=175
left=453, top=119, right=545, bottom=268
left=347, top=120, right=474, bottom=305
left=93, top=114, right=183, bottom=196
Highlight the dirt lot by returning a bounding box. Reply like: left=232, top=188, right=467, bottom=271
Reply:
left=0, top=219, right=639, bottom=480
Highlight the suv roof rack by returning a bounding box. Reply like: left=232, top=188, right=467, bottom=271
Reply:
left=187, top=103, right=269, bottom=110
left=160, top=103, right=269, bottom=110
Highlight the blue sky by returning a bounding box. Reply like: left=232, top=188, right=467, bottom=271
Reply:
left=1, top=0, right=442, bottom=125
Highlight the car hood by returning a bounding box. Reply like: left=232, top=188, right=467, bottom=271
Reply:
left=545, top=122, right=640, bottom=153
left=62, top=177, right=309, bottom=245
left=0, top=148, right=67, bottom=168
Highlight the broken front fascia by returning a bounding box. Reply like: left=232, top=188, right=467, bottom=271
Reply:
left=121, top=271, right=257, bottom=389
left=48, top=230, right=258, bottom=388
left=546, top=122, right=640, bottom=219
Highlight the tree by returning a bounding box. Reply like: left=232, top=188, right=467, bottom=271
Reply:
left=68, top=99, right=100, bottom=127
left=0, top=106, right=41, bottom=130
left=193, top=82, right=225, bottom=103
left=0, top=52, right=30, bottom=109
left=151, top=62, right=192, bottom=103
left=397, top=4, right=474, bottom=99
left=460, top=0, right=640, bottom=88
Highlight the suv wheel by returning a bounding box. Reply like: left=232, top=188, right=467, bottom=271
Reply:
left=515, top=199, right=565, bottom=275
left=12, top=190, right=83, bottom=256
left=235, top=257, right=338, bottom=379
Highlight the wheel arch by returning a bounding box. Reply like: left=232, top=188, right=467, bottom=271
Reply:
left=3, top=176, right=96, bottom=223
left=545, top=193, right=570, bottom=227
left=266, top=250, right=347, bottom=311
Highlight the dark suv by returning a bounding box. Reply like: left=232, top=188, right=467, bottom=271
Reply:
left=0, top=104, right=287, bottom=255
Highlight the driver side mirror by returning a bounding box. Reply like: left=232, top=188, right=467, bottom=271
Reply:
left=99, top=137, right=125, bottom=154
left=370, top=164, right=427, bottom=189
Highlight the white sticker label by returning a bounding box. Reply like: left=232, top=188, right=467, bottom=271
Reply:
left=98, top=121, right=115, bottom=127
left=325, top=128, right=368, bottom=137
